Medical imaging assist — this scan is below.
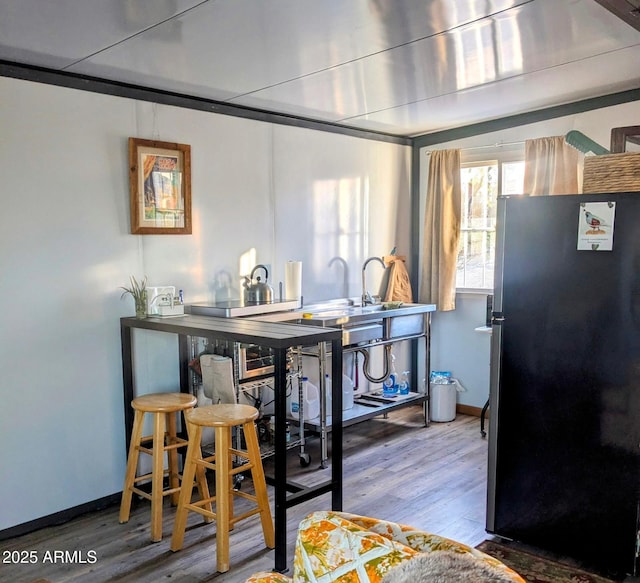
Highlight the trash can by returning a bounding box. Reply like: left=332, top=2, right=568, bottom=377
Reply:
left=430, top=381, right=457, bottom=422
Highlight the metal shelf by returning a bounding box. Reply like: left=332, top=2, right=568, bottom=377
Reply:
left=301, top=391, right=428, bottom=432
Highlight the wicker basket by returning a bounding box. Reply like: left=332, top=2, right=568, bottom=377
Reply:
left=583, top=152, right=640, bottom=193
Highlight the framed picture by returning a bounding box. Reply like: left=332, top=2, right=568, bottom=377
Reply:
left=128, top=138, right=192, bottom=234
left=610, top=125, right=640, bottom=153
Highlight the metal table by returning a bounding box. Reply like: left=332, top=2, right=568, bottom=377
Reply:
left=120, top=314, right=343, bottom=572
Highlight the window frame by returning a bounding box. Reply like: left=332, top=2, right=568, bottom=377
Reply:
left=456, top=145, right=525, bottom=293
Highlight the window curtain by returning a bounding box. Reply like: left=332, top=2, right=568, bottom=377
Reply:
left=523, top=136, right=580, bottom=195
left=419, top=149, right=461, bottom=312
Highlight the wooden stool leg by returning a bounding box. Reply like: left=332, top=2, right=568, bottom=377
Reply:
left=166, top=411, right=180, bottom=506
left=119, top=409, right=145, bottom=524
left=150, top=411, right=166, bottom=542
left=243, top=421, right=275, bottom=548
left=171, top=423, right=201, bottom=552
left=228, top=432, right=235, bottom=532
left=215, top=426, right=232, bottom=573
left=189, top=418, right=213, bottom=523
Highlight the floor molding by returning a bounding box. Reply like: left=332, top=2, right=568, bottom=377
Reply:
left=457, top=404, right=483, bottom=418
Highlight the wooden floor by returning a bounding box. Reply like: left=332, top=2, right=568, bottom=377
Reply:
left=1, top=408, right=489, bottom=583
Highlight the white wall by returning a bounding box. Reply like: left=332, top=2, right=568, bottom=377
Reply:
left=422, top=100, right=640, bottom=408
left=0, top=76, right=411, bottom=531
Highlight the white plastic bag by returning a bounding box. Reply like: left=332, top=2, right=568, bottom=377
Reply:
left=451, top=378, right=467, bottom=392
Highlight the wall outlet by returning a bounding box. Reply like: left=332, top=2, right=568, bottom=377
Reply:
left=146, top=286, right=176, bottom=315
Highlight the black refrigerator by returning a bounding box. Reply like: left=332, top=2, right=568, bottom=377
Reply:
left=486, top=192, right=640, bottom=577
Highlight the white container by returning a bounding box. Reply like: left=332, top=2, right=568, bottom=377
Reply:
left=324, top=374, right=355, bottom=414
left=342, top=374, right=354, bottom=410
left=430, top=382, right=457, bottom=422
left=289, top=377, right=320, bottom=421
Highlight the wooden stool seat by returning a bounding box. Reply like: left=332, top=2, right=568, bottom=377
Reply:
left=131, top=392, right=197, bottom=413
left=187, top=402, right=260, bottom=427
left=119, top=392, right=204, bottom=542
left=170, top=403, right=274, bottom=573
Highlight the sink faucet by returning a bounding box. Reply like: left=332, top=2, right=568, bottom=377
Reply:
left=361, top=256, right=386, bottom=305
left=328, top=256, right=349, bottom=299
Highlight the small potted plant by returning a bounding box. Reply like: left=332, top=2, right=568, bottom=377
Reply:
left=120, top=275, right=148, bottom=319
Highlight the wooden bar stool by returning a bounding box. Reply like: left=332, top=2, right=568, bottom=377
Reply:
left=119, top=392, right=204, bottom=542
left=170, top=403, right=275, bottom=573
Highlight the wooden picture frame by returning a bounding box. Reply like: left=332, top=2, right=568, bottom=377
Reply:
left=610, top=125, right=640, bottom=153
left=128, top=138, right=192, bottom=234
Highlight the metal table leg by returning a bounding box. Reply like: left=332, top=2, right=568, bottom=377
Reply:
left=273, top=347, right=289, bottom=572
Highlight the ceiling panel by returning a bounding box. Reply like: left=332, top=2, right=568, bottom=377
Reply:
left=230, top=0, right=639, bottom=122
left=1, top=0, right=639, bottom=137
left=0, top=0, right=205, bottom=68
left=64, top=0, right=530, bottom=100
left=351, top=45, right=640, bottom=136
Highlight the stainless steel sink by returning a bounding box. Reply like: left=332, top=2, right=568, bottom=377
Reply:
left=301, top=304, right=382, bottom=321
left=286, top=301, right=436, bottom=346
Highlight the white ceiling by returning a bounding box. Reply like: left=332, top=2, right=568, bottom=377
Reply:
left=1, top=0, right=640, bottom=138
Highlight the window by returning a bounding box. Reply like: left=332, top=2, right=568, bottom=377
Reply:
left=456, top=151, right=524, bottom=290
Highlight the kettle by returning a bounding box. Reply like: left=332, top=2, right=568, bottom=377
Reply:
left=243, top=264, right=273, bottom=304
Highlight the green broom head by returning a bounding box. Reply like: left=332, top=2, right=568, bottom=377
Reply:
left=565, top=130, right=609, bottom=155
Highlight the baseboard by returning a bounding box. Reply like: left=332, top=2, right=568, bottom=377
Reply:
left=457, top=404, right=485, bottom=418
left=0, top=492, right=121, bottom=541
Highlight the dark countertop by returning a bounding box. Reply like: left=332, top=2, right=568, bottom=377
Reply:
left=120, top=314, right=342, bottom=348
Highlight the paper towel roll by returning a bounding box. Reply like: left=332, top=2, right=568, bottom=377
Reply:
left=200, top=354, right=236, bottom=404
left=285, top=261, right=302, bottom=301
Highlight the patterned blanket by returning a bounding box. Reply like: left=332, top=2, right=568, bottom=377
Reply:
left=245, top=511, right=525, bottom=583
